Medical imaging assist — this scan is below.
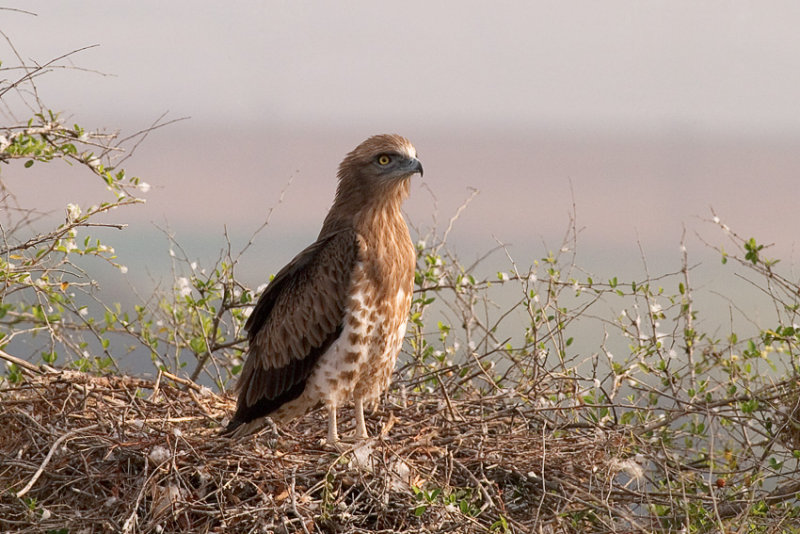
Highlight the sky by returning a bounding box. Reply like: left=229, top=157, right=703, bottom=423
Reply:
left=3, top=1, right=800, bottom=313
left=7, top=2, right=800, bottom=132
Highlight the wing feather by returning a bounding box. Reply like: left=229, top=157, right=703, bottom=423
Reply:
left=229, top=229, right=360, bottom=426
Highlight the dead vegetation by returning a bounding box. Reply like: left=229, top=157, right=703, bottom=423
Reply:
left=6, top=347, right=799, bottom=534
left=1, top=351, right=660, bottom=534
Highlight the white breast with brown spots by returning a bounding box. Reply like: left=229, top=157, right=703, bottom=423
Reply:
left=272, top=260, right=411, bottom=420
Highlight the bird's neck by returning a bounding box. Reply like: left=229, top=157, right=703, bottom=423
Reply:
left=319, top=178, right=410, bottom=239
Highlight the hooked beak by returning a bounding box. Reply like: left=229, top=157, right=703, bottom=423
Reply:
left=407, top=157, right=423, bottom=177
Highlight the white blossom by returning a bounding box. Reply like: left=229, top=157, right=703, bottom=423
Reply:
left=119, top=265, right=128, bottom=274
left=137, top=181, right=151, bottom=193
left=176, top=276, right=192, bottom=297
left=66, top=203, right=81, bottom=221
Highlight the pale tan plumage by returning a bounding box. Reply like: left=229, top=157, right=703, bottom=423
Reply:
left=223, top=134, right=422, bottom=442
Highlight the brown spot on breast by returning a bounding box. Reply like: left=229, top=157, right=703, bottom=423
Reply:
left=327, top=378, right=339, bottom=387
left=348, top=315, right=361, bottom=328
left=342, top=370, right=356, bottom=383
left=344, top=351, right=360, bottom=364
left=350, top=298, right=363, bottom=313
left=349, top=332, right=364, bottom=345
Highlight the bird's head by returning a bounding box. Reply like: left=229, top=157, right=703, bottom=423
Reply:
left=321, top=134, right=422, bottom=235
left=337, top=134, right=423, bottom=186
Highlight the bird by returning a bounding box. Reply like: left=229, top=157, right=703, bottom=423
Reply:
left=223, top=134, right=422, bottom=443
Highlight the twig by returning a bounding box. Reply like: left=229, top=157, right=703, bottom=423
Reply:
left=453, top=457, right=495, bottom=514
left=289, top=468, right=311, bottom=534
left=0, top=348, right=55, bottom=374
left=0, top=37, right=100, bottom=98
left=16, top=423, right=100, bottom=497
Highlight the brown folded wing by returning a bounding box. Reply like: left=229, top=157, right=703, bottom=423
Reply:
left=233, top=228, right=360, bottom=420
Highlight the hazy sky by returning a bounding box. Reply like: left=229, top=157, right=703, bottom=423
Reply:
left=4, top=1, right=800, bottom=291
left=8, top=2, right=800, bottom=132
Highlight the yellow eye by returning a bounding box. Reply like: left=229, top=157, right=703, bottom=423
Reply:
left=377, top=154, right=391, bottom=165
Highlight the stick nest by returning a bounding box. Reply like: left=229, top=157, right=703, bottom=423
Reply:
left=1, top=365, right=638, bottom=533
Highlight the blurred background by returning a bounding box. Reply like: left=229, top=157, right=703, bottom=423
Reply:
left=3, top=1, right=800, bottom=339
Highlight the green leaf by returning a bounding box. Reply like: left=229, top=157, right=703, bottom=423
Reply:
left=190, top=337, right=208, bottom=354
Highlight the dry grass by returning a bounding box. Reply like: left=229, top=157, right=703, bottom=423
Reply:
left=0, top=357, right=650, bottom=534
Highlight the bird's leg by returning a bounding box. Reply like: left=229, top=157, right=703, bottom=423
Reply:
left=354, top=397, right=369, bottom=440
left=327, top=404, right=339, bottom=444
